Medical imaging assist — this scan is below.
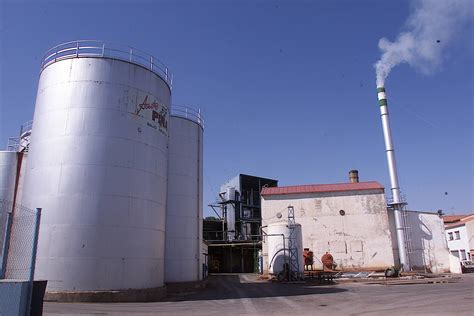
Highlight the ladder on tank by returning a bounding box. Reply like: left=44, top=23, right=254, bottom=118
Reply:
left=400, top=200, right=414, bottom=269
left=389, top=193, right=413, bottom=270
left=287, top=206, right=301, bottom=281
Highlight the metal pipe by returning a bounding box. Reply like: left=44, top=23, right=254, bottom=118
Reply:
left=377, top=86, right=409, bottom=270
left=197, top=122, right=201, bottom=280
left=26, top=208, right=42, bottom=316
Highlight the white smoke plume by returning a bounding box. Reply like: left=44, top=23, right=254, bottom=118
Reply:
left=375, top=0, right=472, bottom=87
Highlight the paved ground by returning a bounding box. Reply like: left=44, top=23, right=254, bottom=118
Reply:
left=44, top=273, right=474, bottom=315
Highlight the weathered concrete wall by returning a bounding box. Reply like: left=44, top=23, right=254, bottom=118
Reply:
left=388, top=211, right=451, bottom=273
left=261, top=190, right=395, bottom=272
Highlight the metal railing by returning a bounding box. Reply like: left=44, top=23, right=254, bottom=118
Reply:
left=41, top=40, right=173, bottom=89
left=6, top=120, right=33, bottom=152
left=171, top=105, right=204, bottom=128
left=19, top=120, right=33, bottom=137
left=6, top=137, right=20, bottom=152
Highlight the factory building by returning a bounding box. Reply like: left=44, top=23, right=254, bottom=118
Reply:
left=260, top=171, right=452, bottom=274
left=204, top=174, right=277, bottom=273
left=261, top=180, right=396, bottom=271
left=0, top=40, right=204, bottom=301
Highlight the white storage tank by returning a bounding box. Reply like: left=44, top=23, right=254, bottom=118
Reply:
left=0, top=152, right=18, bottom=203
left=0, top=151, right=18, bottom=256
left=22, top=41, right=171, bottom=296
left=165, top=107, right=203, bottom=282
left=267, top=221, right=304, bottom=274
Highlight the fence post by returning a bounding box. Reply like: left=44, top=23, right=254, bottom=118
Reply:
left=26, top=208, right=42, bottom=316
left=0, top=211, right=13, bottom=279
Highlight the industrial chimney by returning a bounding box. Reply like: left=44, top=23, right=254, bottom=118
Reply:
left=349, top=170, right=359, bottom=183
left=377, top=86, right=409, bottom=270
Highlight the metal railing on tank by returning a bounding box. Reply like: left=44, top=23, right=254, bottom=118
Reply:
left=6, top=120, right=33, bottom=152
left=6, top=137, right=20, bottom=151
left=171, top=105, right=204, bottom=128
left=40, top=40, right=173, bottom=89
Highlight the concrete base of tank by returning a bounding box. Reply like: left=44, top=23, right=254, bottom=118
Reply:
left=166, top=279, right=208, bottom=294
left=44, top=286, right=167, bottom=303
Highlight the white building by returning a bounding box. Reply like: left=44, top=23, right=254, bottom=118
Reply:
left=444, top=215, right=474, bottom=263
left=261, top=179, right=451, bottom=273
left=388, top=210, right=450, bottom=274
left=261, top=181, right=396, bottom=271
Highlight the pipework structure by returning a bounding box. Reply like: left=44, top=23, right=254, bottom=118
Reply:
left=377, top=86, right=410, bottom=270
left=204, top=174, right=277, bottom=273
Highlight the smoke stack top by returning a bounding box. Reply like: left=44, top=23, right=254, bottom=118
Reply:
left=349, top=170, right=359, bottom=183
left=377, top=86, right=387, bottom=107
left=374, top=0, right=472, bottom=87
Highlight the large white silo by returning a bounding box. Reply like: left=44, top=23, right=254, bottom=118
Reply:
left=165, top=108, right=203, bottom=283
left=22, top=41, right=172, bottom=297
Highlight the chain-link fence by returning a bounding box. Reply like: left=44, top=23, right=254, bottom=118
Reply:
left=0, top=199, right=41, bottom=315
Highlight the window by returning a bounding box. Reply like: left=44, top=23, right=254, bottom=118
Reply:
left=460, top=250, right=467, bottom=260
left=448, top=232, right=454, bottom=241
left=451, top=250, right=459, bottom=258
left=455, top=231, right=460, bottom=240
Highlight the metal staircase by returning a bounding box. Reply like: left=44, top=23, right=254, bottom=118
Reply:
left=6, top=120, right=32, bottom=152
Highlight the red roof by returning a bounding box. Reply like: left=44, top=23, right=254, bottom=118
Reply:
left=260, top=181, right=384, bottom=196
left=443, top=215, right=467, bottom=223
left=443, top=214, right=474, bottom=228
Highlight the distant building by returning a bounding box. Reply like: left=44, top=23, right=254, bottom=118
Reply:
left=443, top=214, right=474, bottom=262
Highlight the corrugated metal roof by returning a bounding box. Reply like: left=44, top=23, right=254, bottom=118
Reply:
left=260, top=181, right=384, bottom=196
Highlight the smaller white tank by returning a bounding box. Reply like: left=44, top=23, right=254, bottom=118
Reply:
left=0, top=152, right=18, bottom=203
left=267, top=222, right=304, bottom=274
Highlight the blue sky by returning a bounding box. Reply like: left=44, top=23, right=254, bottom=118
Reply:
left=1, top=0, right=472, bottom=215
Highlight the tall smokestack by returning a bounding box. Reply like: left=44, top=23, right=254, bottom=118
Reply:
left=349, top=170, right=359, bottom=183
left=377, top=86, right=409, bottom=270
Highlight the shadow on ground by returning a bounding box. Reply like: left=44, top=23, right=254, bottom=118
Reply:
left=164, top=274, right=347, bottom=302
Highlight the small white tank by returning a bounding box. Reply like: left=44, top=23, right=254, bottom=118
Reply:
left=0, top=151, right=18, bottom=256
left=165, top=112, right=203, bottom=283
left=0, top=152, right=18, bottom=203
left=267, top=221, right=304, bottom=274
